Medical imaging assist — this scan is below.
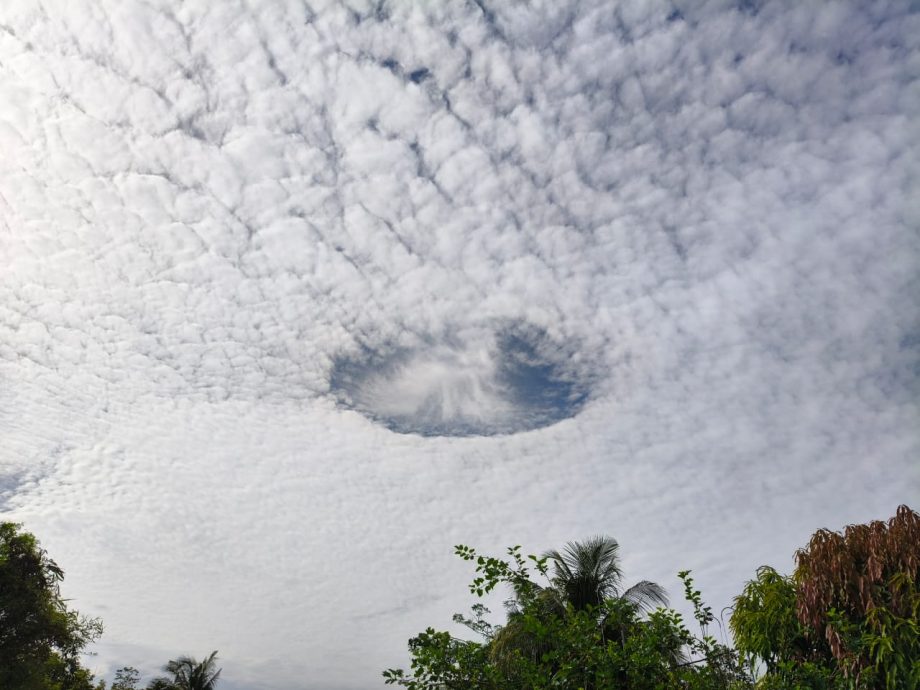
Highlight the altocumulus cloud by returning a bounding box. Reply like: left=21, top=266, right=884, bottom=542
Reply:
left=1, top=1, right=918, bottom=688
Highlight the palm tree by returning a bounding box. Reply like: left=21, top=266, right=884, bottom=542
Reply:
left=543, top=535, right=668, bottom=613
left=148, top=651, right=221, bottom=690
left=489, top=536, right=670, bottom=673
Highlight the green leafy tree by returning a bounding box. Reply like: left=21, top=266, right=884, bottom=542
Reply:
left=730, top=566, right=837, bottom=688
left=489, top=536, right=671, bottom=677
left=149, top=651, right=221, bottom=690
left=0, top=522, right=103, bottom=690
left=385, top=540, right=752, bottom=689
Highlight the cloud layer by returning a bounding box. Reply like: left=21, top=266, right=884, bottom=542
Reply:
left=1, top=1, right=918, bottom=688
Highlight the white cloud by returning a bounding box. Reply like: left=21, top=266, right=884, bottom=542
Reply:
left=1, top=0, right=918, bottom=688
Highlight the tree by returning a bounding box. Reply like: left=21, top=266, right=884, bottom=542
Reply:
left=0, top=522, right=103, bottom=690
left=385, top=540, right=752, bottom=689
left=111, top=667, right=141, bottom=690
left=796, top=504, right=920, bottom=687
left=489, top=536, right=671, bottom=677
left=149, top=651, right=221, bottom=690
left=543, top=536, right=668, bottom=614
left=145, top=680, right=177, bottom=690
left=730, top=566, right=836, bottom=688
left=731, top=505, right=920, bottom=689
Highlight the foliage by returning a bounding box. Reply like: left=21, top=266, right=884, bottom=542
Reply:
left=731, top=505, right=920, bottom=689
left=111, top=667, right=141, bottom=690
left=730, top=566, right=838, bottom=689
left=149, top=651, right=222, bottom=690
left=544, top=536, right=669, bottom=614
left=796, top=505, right=920, bottom=686
left=146, top=679, right=179, bottom=690
left=385, top=538, right=752, bottom=689
left=147, top=671, right=179, bottom=690
left=0, top=522, right=103, bottom=690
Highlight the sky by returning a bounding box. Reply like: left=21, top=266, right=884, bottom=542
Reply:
left=1, top=0, right=918, bottom=688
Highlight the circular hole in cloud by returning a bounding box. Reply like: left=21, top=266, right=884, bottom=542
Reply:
left=330, top=324, right=592, bottom=437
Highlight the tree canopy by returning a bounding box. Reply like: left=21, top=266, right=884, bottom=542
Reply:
left=543, top=536, right=669, bottom=614
left=387, top=508, right=920, bottom=690
left=731, top=505, right=920, bottom=689
left=384, top=538, right=750, bottom=689
left=148, top=651, right=222, bottom=690
left=6, top=506, right=917, bottom=690
left=0, top=521, right=103, bottom=690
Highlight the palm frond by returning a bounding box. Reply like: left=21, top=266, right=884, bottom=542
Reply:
left=543, top=536, right=628, bottom=610
left=161, top=651, right=221, bottom=690
left=541, top=548, right=574, bottom=582
left=621, top=580, right=669, bottom=613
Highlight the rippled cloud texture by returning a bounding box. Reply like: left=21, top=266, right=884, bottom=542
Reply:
left=1, top=1, right=918, bottom=688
